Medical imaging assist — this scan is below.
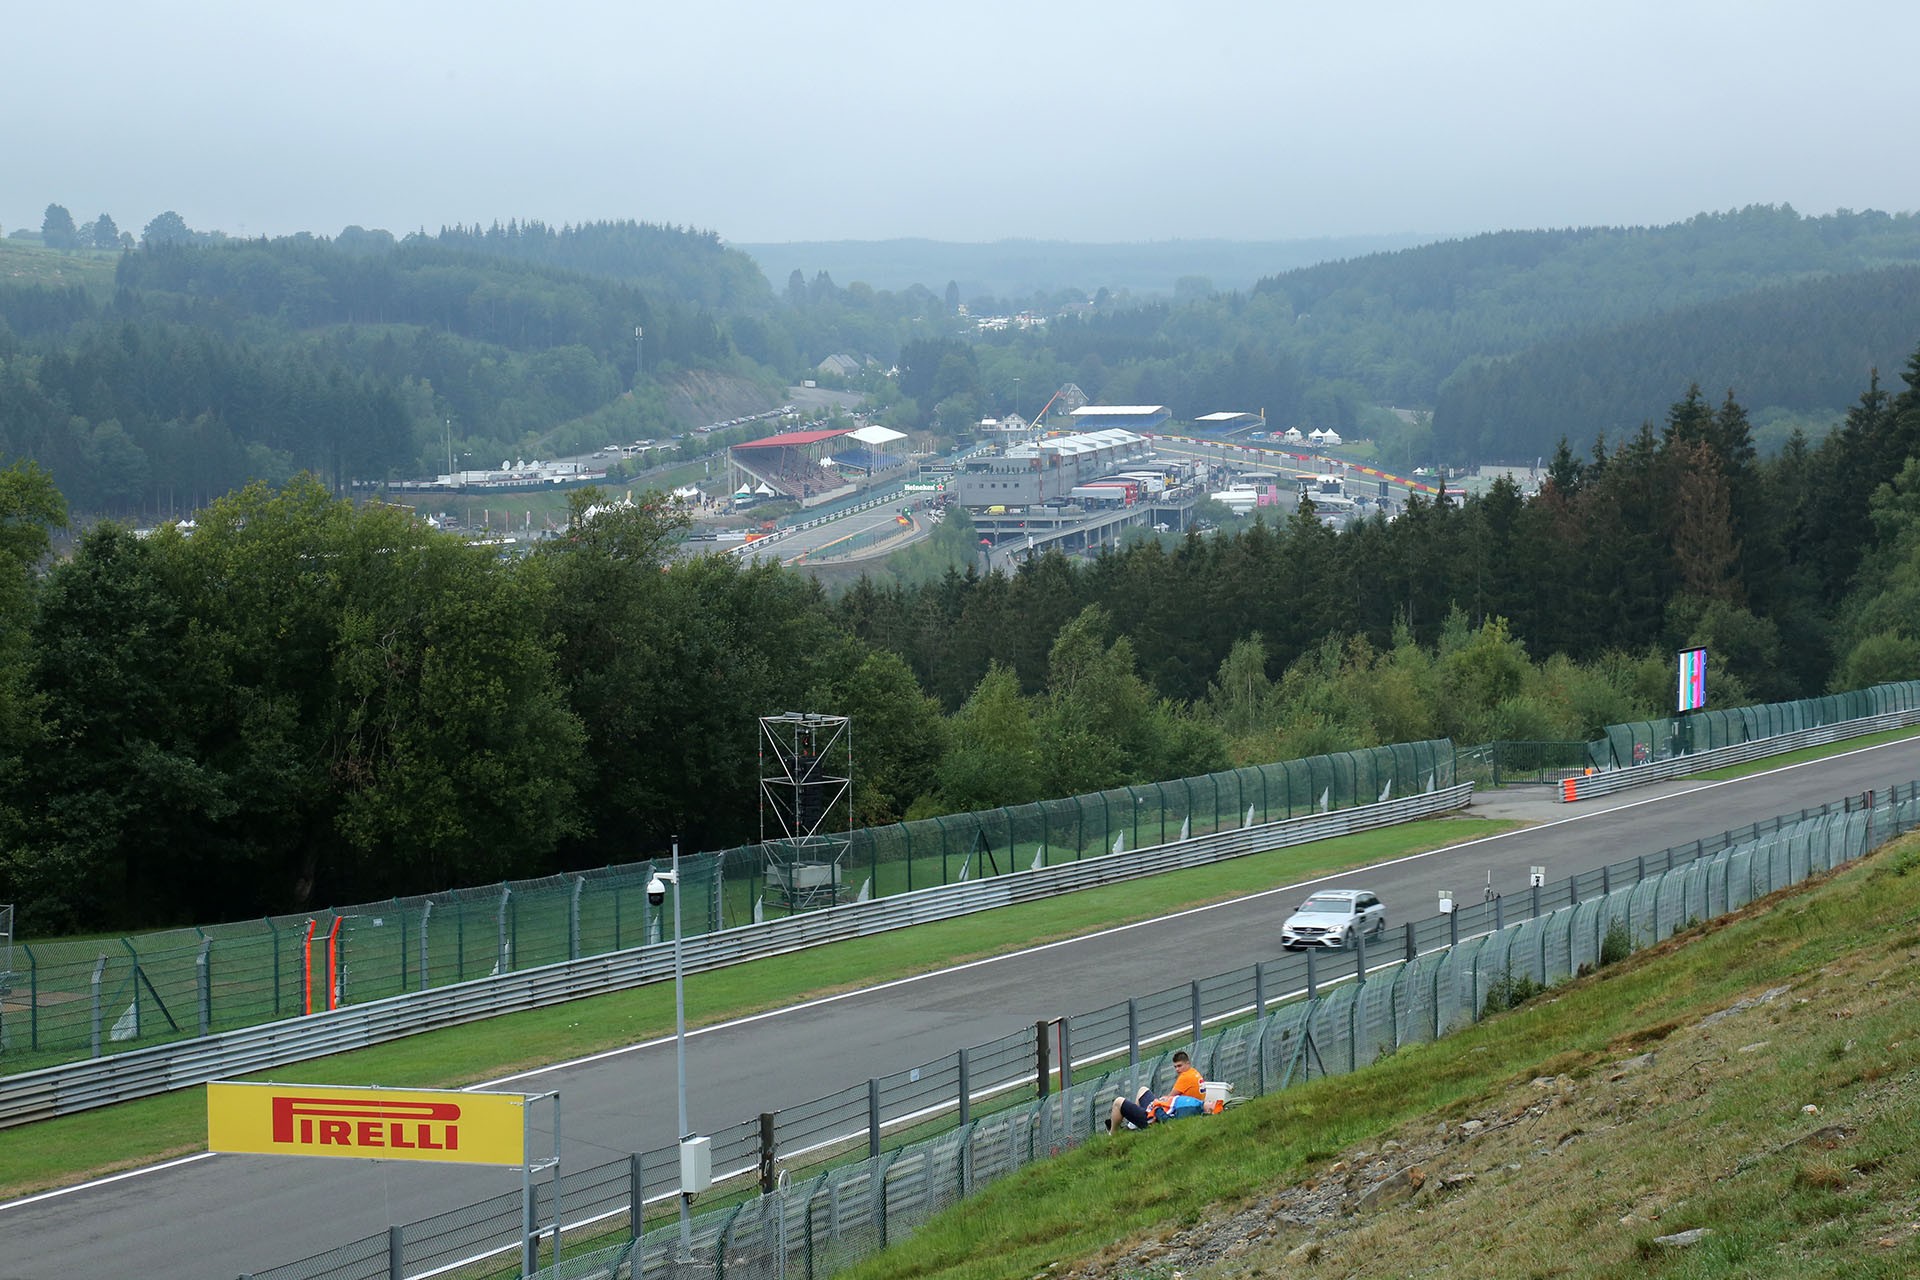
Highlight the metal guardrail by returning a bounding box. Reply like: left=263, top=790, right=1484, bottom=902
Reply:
left=1560, top=708, right=1920, bottom=802
left=0, top=785, right=1471, bottom=1128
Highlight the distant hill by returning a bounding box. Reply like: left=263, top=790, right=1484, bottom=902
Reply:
left=432, top=219, right=775, bottom=312
left=1432, top=264, right=1920, bottom=460
left=733, top=234, right=1443, bottom=301
left=1245, top=206, right=1920, bottom=412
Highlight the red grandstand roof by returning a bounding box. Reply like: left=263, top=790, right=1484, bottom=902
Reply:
left=732, top=428, right=851, bottom=450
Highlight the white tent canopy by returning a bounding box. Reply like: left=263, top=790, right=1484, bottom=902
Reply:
left=848, top=424, right=907, bottom=446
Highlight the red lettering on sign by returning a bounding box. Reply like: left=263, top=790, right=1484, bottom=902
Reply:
left=267, top=1095, right=464, bottom=1151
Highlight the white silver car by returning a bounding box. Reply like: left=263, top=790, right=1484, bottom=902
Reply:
left=1281, top=889, right=1386, bottom=950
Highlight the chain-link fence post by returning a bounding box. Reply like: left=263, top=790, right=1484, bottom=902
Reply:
left=197, top=934, right=211, bottom=1037
left=958, top=1047, right=970, bottom=1126
left=760, top=1112, right=777, bottom=1195
left=496, top=887, right=511, bottom=975
left=418, top=900, right=432, bottom=992
left=630, top=1152, right=644, bottom=1240
left=1035, top=1020, right=1051, bottom=1099
left=1127, top=999, right=1140, bottom=1092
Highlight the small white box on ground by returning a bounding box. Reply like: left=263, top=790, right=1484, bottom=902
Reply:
left=680, top=1134, right=712, bottom=1194
left=1201, top=1081, right=1231, bottom=1112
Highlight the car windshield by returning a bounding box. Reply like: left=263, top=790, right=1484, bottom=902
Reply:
left=1300, top=896, right=1354, bottom=914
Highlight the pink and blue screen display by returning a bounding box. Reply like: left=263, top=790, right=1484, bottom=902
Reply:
left=1677, top=647, right=1708, bottom=712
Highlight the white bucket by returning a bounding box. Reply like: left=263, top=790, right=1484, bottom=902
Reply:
left=1202, top=1081, right=1230, bottom=1110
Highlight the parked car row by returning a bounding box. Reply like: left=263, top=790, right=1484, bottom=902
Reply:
left=693, top=405, right=798, bottom=436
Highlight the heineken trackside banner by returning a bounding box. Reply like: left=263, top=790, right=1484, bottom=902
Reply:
left=208, top=1082, right=526, bottom=1166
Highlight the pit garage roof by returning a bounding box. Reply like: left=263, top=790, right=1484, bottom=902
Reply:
left=1069, top=405, right=1170, bottom=418
left=1005, top=428, right=1146, bottom=459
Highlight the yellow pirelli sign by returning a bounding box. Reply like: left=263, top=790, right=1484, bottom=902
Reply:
left=208, top=1082, right=527, bottom=1167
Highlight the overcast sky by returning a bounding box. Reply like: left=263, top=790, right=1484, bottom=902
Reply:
left=6, top=1, right=1918, bottom=248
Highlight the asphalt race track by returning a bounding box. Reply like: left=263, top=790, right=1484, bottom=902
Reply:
left=6, top=737, right=1919, bottom=1280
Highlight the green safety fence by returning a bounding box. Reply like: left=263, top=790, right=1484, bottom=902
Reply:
left=709, top=740, right=1453, bottom=922
left=0, top=741, right=1454, bottom=1072
left=1591, top=678, right=1920, bottom=770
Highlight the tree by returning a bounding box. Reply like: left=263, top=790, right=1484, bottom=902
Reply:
left=805, top=650, right=947, bottom=826
left=141, top=210, right=194, bottom=247
left=1203, top=634, right=1274, bottom=739
left=937, top=663, right=1042, bottom=812
left=0, top=461, right=68, bottom=878
left=91, top=476, right=590, bottom=912
left=1667, top=439, right=1741, bottom=603
left=41, top=203, right=76, bottom=249
left=944, top=280, right=960, bottom=313
left=4, top=523, right=233, bottom=928
left=90, top=212, right=121, bottom=250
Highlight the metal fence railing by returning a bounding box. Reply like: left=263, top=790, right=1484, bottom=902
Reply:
left=1455, top=740, right=1589, bottom=787
left=0, top=742, right=1453, bottom=1075
left=244, top=780, right=1920, bottom=1280
left=1564, top=706, right=1920, bottom=802
left=1592, top=678, right=1920, bottom=770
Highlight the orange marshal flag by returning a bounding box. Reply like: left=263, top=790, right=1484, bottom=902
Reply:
left=208, top=1082, right=527, bottom=1166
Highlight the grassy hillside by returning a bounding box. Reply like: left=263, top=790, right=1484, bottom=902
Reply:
left=843, top=832, right=1920, bottom=1280
left=0, top=240, right=120, bottom=294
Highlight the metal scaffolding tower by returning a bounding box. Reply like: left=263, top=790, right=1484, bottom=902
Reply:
left=759, top=713, right=853, bottom=910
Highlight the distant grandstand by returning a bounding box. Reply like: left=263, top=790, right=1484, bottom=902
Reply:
left=728, top=424, right=911, bottom=508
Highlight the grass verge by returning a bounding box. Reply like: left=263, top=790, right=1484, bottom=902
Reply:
left=1681, top=723, right=1920, bottom=782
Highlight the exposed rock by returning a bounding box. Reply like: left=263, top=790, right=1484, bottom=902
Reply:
left=1352, top=1165, right=1425, bottom=1213
left=1698, top=985, right=1792, bottom=1027
left=1652, top=1227, right=1712, bottom=1247
left=1794, top=1125, right=1856, bottom=1151
left=1608, top=1051, right=1657, bottom=1079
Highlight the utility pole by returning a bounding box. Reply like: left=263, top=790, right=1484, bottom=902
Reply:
left=634, top=325, right=644, bottom=388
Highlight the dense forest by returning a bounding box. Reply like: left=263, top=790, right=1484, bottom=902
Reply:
left=0, top=220, right=766, bottom=518
left=3, top=346, right=1918, bottom=934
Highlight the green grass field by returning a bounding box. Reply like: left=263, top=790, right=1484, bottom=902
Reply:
left=0, top=240, right=121, bottom=294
